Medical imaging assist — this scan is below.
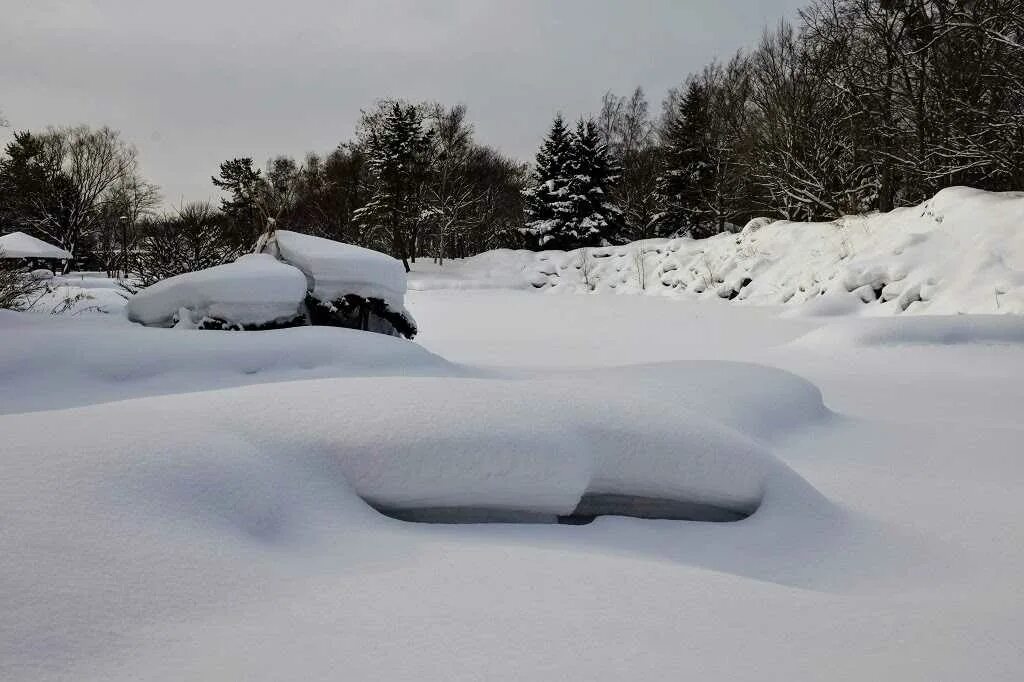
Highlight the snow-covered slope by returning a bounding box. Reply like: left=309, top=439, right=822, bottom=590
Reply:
left=411, top=187, right=1024, bottom=315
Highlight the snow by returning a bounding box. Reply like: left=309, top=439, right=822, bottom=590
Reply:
left=0, top=231, right=72, bottom=260
left=262, top=229, right=408, bottom=305
left=411, top=187, right=1024, bottom=316
left=3, top=197, right=1024, bottom=679
left=125, top=254, right=308, bottom=327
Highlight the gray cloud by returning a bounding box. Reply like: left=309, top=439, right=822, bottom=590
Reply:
left=1, top=0, right=806, bottom=206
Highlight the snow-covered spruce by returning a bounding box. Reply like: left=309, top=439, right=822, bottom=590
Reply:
left=126, top=233, right=416, bottom=337
left=413, top=187, right=1024, bottom=316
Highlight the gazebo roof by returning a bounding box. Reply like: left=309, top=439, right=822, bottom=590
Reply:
left=0, top=232, right=73, bottom=260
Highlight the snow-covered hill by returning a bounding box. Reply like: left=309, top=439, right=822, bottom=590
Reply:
left=411, top=187, right=1024, bottom=316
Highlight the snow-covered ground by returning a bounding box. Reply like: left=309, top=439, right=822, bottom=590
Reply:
left=4, top=191, right=1024, bottom=680
left=3, top=286, right=1023, bottom=680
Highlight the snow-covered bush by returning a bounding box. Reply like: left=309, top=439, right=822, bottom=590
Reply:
left=126, top=254, right=308, bottom=329
left=260, top=230, right=416, bottom=338
left=126, top=232, right=417, bottom=337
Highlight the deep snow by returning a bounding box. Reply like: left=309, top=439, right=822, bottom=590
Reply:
left=3, top=193, right=1024, bottom=680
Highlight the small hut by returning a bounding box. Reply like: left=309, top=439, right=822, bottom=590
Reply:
left=0, top=232, right=72, bottom=273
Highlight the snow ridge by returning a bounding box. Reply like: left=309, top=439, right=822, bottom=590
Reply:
left=411, top=187, right=1024, bottom=316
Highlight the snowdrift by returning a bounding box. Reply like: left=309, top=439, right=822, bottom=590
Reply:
left=410, top=187, right=1024, bottom=316
left=0, top=310, right=451, bottom=415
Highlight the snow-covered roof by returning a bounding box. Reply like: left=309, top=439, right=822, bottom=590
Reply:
left=261, top=230, right=407, bottom=304
left=0, top=232, right=73, bottom=260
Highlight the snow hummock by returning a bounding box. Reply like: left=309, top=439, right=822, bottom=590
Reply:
left=410, top=187, right=1024, bottom=316
left=262, top=230, right=408, bottom=305
left=125, top=254, right=308, bottom=328
left=0, top=231, right=72, bottom=259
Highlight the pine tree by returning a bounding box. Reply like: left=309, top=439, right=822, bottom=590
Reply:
left=521, top=114, right=574, bottom=249
left=654, top=80, right=716, bottom=237
left=211, top=157, right=266, bottom=243
left=353, top=101, right=433, bottom=271
left=565, top=118, right=623, bottom=246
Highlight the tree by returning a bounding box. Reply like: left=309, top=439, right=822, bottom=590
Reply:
left=211, top=157, right=266, bottom=246
left=565, top=118, right=624, bottom=245
left=353, top=101, right=434, bottom=271
left=657, top=57, right=756, bottom=237
left=130, top=202, right=239, bottom=286
left=422, top=104, right=479, bottom=265
left=521, top=113, right=576, bottom=248
left=0, top=126, right=148, bottom=269
left=597, top=88, right=662, bottom=241
left=655, top=80, right=715, bottom=235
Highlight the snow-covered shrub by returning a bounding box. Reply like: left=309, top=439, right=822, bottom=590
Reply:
left=126, top=254, right=309, bottom=329
left=260, top=230, right=416, bottom=338
left=0, top=255, right=44, bottom=311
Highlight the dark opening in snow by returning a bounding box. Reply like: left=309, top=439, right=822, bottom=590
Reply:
left=371, top=493, right=752, bottom=525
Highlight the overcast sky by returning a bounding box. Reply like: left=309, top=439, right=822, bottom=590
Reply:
left=2, top=0, right=807, bottom=207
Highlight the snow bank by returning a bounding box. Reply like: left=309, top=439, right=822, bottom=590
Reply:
left=411, top=187, right=1024, bottom=316
left=262, top=230, right=407, bottom=304
left=125, top=254, right=308, bottom=328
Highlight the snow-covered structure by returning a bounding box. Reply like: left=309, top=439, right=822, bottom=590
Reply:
left=0, top=232, right=72, bottom=262
left=259, top=230, right=416, bottom=338
left=126, top=233, right=416, bottom=337
left=125, top=254, right=309, bottom=329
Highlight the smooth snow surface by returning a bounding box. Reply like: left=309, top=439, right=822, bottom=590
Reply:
left=3, top=282, right=1024, bottom=678
left=263, top=229, right=408, bottom=304
left=0, top=231, right=72, bottom=259
left=411, top=187, right=1024, bottom=315
left=125, top=254, right=308, bottom=327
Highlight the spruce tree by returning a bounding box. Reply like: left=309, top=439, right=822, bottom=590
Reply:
left=521, top=114, right=574, bottom=249
left=565, top=118, right=623, bottom=246
left=353, top=102, right=433, bottom=270
left=654, top=80, right=716, bottom=237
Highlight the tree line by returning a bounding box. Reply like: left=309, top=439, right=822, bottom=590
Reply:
left=2, top=0, right=1022, bottom=282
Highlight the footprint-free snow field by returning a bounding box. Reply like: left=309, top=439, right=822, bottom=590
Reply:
left=2, top=290, right=1023, bottom=681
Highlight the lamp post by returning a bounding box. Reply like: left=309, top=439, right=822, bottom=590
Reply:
left=118, top=215, right=130, bottom=279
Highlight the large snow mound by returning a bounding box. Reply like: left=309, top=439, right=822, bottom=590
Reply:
left=125, top=254, right=308, bottom=327
left=410, top=187, right=1024, bottom=316
left=263, top=230, right=407, bottom=304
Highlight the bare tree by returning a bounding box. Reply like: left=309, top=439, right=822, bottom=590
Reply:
left=130, top=202, right=239, bottom=287
left=20, top=126, right=151, bottom=270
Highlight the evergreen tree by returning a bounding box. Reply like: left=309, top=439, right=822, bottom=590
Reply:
left=565, top=118, right=623, bottom=245
left=211, top=157, right=266, bottom=244
left=521, top=113, right=574, bottom=248
left=654, top=80, right=716, bottom=237
left=353, top=101, right=434, bottom=271
left=0, top=131, right=78, bottom=251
